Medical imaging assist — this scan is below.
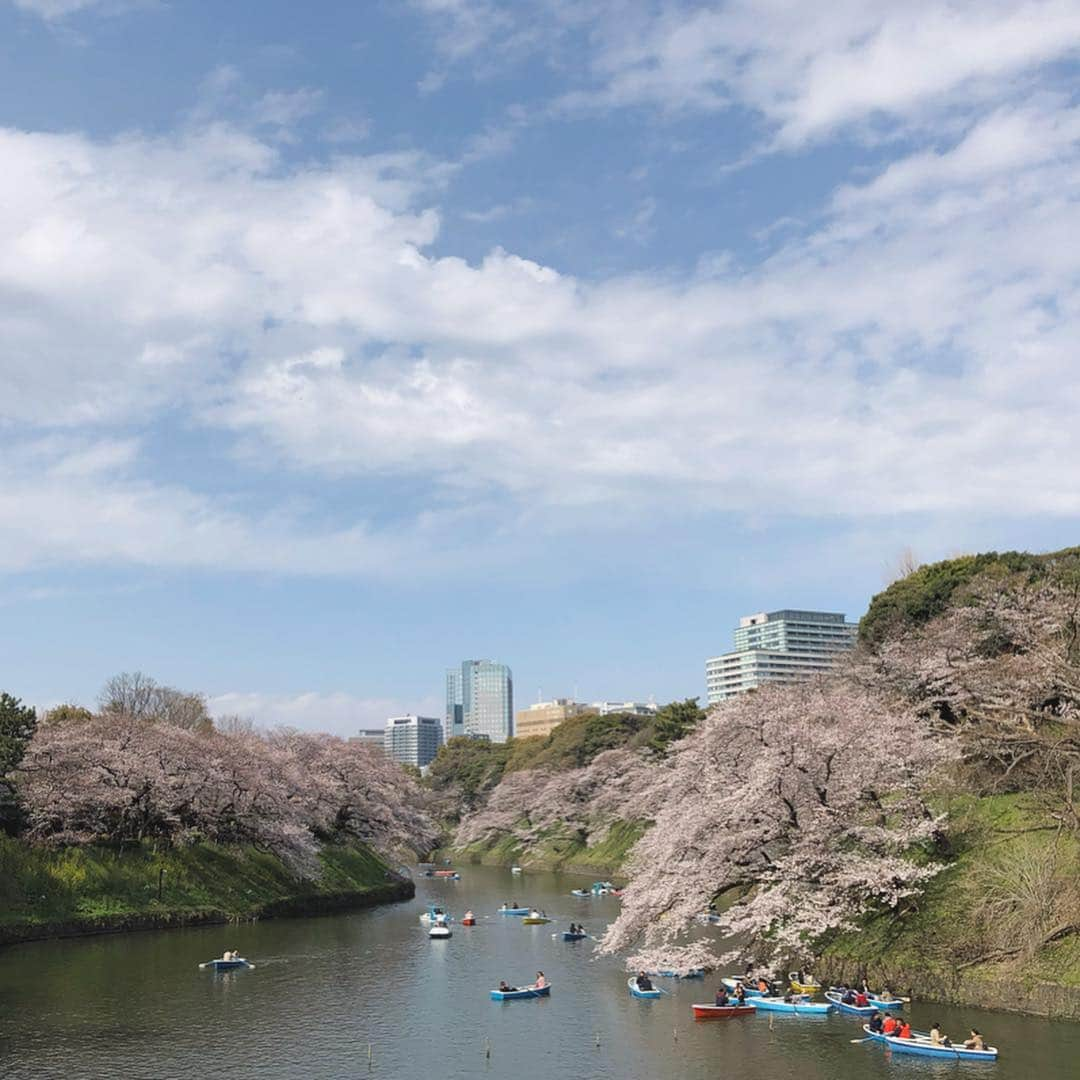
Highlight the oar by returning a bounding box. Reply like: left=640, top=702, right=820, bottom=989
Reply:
left=850, top=1036, right=874, bottom=1044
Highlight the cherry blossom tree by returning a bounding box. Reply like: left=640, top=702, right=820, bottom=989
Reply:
left=15, top=712, right=438, bottom=877
left=454, top=747, right=655, bottom=852
left=598, top=678, right=953, bottom=971
left=869, top=576, right=1080, bottom=821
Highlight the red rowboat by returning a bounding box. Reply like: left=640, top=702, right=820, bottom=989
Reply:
left=691, top=1003, right=756, bottom=1020
left=461, top=917, right=476, bottom=926
left=432, top=869, right=458, bottom=877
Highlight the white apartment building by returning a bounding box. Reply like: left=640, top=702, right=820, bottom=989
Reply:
left=706, top=609, right=858, bottom=704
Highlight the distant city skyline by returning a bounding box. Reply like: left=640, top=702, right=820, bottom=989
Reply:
left=4, top=2, right=1078, bottom=737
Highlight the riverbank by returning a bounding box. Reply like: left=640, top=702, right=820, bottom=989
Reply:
left=450, top=819, right=644, bottom=878
left=821, top=793, right=1080, bottom=1019
left=0, top=836, right=413, bottom=948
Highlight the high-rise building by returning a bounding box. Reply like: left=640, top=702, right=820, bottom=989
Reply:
left=446, top=660, right=514, bottom=743
left=515, top=698, right=592, bottom=739
left=445, top=667, right=464, bottom=739
left=383, top=715, right=443, bottom=767
left=705, top=609, right=858, bottom=704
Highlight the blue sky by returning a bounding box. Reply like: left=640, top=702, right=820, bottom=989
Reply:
left=2, top=0, right=1080, bottom=731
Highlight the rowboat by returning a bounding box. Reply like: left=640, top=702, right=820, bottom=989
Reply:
left=461, top=912, right=476, bottom=926
left=591, top=881, right=617, bottom=894
left=570, top=889, right=590, bottom=898
left=825, top=991, right=877, bottom=1016
left=510, top=866, right=523, bottom=874
left=425, top=869, right=460, bottom=879
left=721, top=977, right=766, bottom=997
left=490, top=984, right=551, bottom=1001
left=861, top=1025, right=998, bottom=1062
left=200, top=957, right=252, bottom=971
left=419, top=905, right=453, bottom=926
left=751, top=996, right=832, bottom=1015
left=628, top=977, right=662, bottom=999
left=868, top=994, right=905, bottom=1010
left=428, top=924, right=452, bottom=939
left=653, top=968, right=705, bottom=979
left=692, top=1003, right=756, bottom=1019
left=562, top=931, right=587, bottom=941
left=789, top=976, right=822, bottom=994
left=498, top=906, right=529, bottom=915
left=695, top=912, right=723, bottom=925
left=522, top=916, right=551, bottom=925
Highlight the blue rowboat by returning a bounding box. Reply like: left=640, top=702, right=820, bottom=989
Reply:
left=861, top=1025, right=997, bottom=1062
left=498, top=906, right=529, bottom=915
left=562, top=931, right=587, bottom=941
left=825, top=991, right=877, bottom=1016
left=201, top=958, right=251, bottom=971
left=751, top=996, right=832, bottom=1015
left=721, top=977, right=765, bottom=997
left=831, top=986, right=905, bottom=1010
left=628, top=977, right=662, bottom=999
left=654, top=968, right=705, bottom=979
left=868, top=995, right=905, bottom=1011
left=490, top=984, right=551, bottom=1001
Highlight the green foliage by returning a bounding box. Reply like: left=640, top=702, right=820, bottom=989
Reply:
left=859, top=546, right=1080, bottom=647
left=648, top=698, right=706, bottom=755
left=503, top=711, right=654, bottom=773
left=426, top=736, right=513, bottom=809
left=0, top=835, right=394, bottom=929
left=0, top=692, right=37, bottom=835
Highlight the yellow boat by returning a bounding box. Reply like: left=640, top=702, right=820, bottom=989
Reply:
left=522, top=916, right=551, bottom=925
left=788, top=972, right=822, bottom=995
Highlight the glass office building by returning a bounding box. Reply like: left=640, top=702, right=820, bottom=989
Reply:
left=384, top=715, right=444, bottom=767
left=446, top=660, right=514, bottom=743
left=706, top=609, right=857, bottom=704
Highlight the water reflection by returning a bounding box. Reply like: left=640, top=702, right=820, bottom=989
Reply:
left=0, top=865, right=1076, bottom=1079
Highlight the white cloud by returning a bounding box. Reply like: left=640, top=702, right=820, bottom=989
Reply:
left=3, top=84, right=1080, bottom=577
left=411, top=1, right=1080, bottom=147
left=208, top=690, right=443, bottom=736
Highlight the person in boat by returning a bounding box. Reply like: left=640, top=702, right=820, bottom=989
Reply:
left=882, top=1015, right=899, bottom=1036
left=963, top=1029, right=986, bottom=1051
left=860, top=977, right=871, bottom=994
left=222, top=950, right=233, bottom=961
left=897, top=1020, right=913, bottom=1039
left=842, top=987, right=857, bottom=1005
left=534, top=971, right=547, bottom=989
left=714, top=986, right=729, bottom=1006
left=756, top=977, right=771, bottom=994
left=854, top=990, right=870, bottom=1008
left=877, top=987, right=895, bottom=1002
left=733, top=982, right=747, bottom=1005
left=464, top=910, right=474, bottom=920
left=868, top=1011, right=884, bottom=1034
left=793, top=969, right=804, bottom=985
left=930, top=1022, right=948, bottom=1045
left=636, top=972, right=654, bottom=992
left=498, top=980, right=516, bottom=993
left=743, top=962, right=754, bottom=980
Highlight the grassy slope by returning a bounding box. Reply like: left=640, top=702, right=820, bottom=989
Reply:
left=822, top=793, right=1080, bottom=1014
left=0, top=837, right=404, bottom=935
left=455, top=820, right=647, bottom=876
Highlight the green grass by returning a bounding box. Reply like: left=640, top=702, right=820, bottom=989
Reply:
left=0, top=836, right=399, bottom=931
left=821, top=792, right=1080, bottom=1003
left=454, top=818, right=647, bottom=875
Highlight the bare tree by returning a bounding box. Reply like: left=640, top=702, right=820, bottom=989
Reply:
left=98, top=673, right=213, bottom=733
left=882, top=546, right=922, bottom=585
